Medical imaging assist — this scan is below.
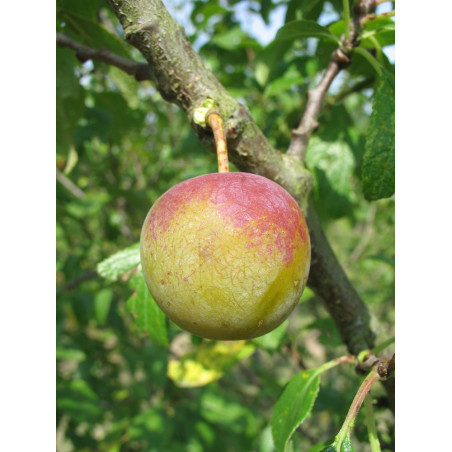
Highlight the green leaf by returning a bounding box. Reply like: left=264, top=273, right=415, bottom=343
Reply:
left=127, top=406, right=173, bottom=447
left=109, top=66, right=141, bottom=109
left=307, top=440, right=335, bottom=452
left=263, top=66, right=304, bottom=97
left=255, top=20, right=339, bottom=87
left=97, top=243, right=140, bottom=282
left=127, top=273, right=168, bottom=347
left=341, top=436, right=354, bottom=452
left=352, top=47, right=383, bottom=77
left=320, top=436, right=354, bottom=452
left=271, top=369, right=322, bottom=452
left=57, top=0, right=99, bottom=21
left=94, top=287, right=113, bottom=325
left=274, top=20, right=340, bottom=44
left=56, top=348, right=86, bottom=362
left=56, top=48, right=85, bottom=157
left=306, top=136, right=355, bottom=218
left=361, top=70, right=395, bottom=200
left=199, top=390, right=260, bottom=436
left=252, top=321, right=288, bottom=350
left=305, top=317, right=342, bottom=348
left=62, top=13, right=131, bottom=58
left=254, top=41, right=289, bottom=86
left=191, top=3, right=228, bottom=27
left=272, top=355, right=354, bottom=452
left=210, top=26, right=248, bottom=50
left=328, top=19, right=345, bottom=38
left=285, top=0, right=324, bottom=23
left=91, top=91, right=146, bottom=141
left=57, top=379, right=103, bottom=423
left=362, top=16, right=395, bottom=33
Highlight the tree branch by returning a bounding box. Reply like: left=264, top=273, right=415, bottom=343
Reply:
left=286, top=48, right=350, bottom=160
left=287, top=0, right=378, bottom=161
left=56, top=32, right=151, bottom=81
left=56, top=167, right=86, bottom=199
left=102, top=0, right=377, bottom=355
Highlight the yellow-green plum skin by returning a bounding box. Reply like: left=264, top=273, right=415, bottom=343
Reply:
left=140, top=172, right=311, bottom=340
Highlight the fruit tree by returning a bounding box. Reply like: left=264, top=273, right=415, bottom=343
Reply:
left=56, top=0, right=395, bottom=450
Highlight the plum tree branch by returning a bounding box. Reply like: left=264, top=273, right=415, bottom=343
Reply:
left=287, top=0, right=377, bottom=161
left=286, top=49, right=349, bottom=160
left=102, top=0, right=376, bottom=355
left=56, top=167, right=86, bottom=199
left=56, top=32, right=151, bottom=81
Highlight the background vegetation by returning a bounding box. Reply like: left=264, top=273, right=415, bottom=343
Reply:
left=56, top=0, right=395, bottom=450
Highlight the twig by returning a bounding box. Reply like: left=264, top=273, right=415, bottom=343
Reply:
left=56, top=167, right=85, bottom=199
left=333, top=369, right=381, bottom=449
left=287, top=0, right=378, bottom=161
left=343, top=0, right=351, bottom=40
left=58, top=270, right=98, bottom=293
left=56, top=32, right=151, bottom=81
left=376, top=354, right=395, bottom=380
left=364, top=394, right=382, bottom=452
left=286, top=50, right=349, bottom=160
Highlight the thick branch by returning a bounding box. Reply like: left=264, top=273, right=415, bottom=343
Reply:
left=306, top=203, right=375, bottom=353
left=104, top=0, right=377, bottom=355
left=56, top=32, right=151, bottom=81
left=104, top=0, right=313, bottom=210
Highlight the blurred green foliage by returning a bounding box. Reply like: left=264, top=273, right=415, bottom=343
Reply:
left=56, top=0, right=395, bottom=450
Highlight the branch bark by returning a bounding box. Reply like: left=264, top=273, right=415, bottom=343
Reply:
left=56, top=32, right=151, bottom=81
left=286, top=49, right=349, bottom=161
left=286, top=0, right=378, bottom=161
left=102, top=0, right=377, bottom=355
left=56, top=167, right=86, bottom=199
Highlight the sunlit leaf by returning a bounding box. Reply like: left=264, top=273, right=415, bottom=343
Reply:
left=210, top=26, right=248, bottom=50
left=254, top=41, right=289, bottom=86
left=97, top=243, right=140, bottom=282
left=272, top=369, right=322, bottom=452
left=168, top=340, right=255, bottom=387
left=252, top=321, right=288, bottom=350
left=56, top=348, right=86, bottom=362
left=255, top=20, right=339, bottom=86
left=274, top=20, right=340, bottom=44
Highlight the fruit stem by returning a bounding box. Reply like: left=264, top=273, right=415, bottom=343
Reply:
left=207, top=113, right=229, bottom=173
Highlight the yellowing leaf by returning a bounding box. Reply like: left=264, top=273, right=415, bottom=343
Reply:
left=168, top=340, right=255, bottom=387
